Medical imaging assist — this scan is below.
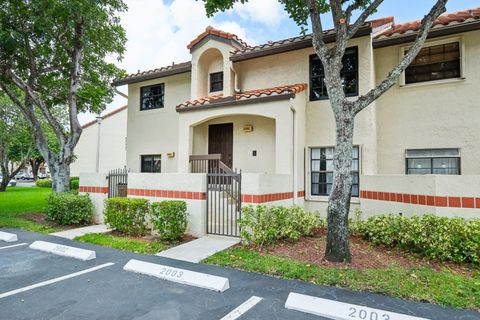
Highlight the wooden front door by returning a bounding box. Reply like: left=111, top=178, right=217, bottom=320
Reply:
left=208, top=123, right=233, bottom=168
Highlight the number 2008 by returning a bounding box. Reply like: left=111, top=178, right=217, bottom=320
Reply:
left=348, top=307, right=390, bottom=320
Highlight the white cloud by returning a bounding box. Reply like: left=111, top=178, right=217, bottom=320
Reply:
left=79, top=0, right=252, bottom=124
left=233, top=0, right=286, bottom=28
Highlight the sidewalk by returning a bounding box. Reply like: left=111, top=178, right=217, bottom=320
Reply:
left=50, top=224, right=111, bottom=239
left=156, top=235, right=240, bottom=263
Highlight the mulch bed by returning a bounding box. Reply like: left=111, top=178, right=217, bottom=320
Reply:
left=253, top=229, right=475, bottom=276
left=21, top=213, right=81, bottom=230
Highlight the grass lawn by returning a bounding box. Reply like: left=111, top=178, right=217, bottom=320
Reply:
left=0, top=187, right=58, bottom=233
left=204, top=247, right=480, bottom=310
left=74, top=233, right=172, bottom=254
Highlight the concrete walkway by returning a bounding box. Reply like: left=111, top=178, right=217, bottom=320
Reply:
left=156, top=235, right=240, bottom=263
left=50, top=224, right=111, bottom=240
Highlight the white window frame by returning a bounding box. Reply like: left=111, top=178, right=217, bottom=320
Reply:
left=306, top=145, right=362, bottom=203
left=398, top=36, right=466, bottom=87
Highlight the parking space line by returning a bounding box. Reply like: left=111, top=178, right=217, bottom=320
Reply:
left=0, top=243, right=28, bottom=250
left=220, top=296, right=263, bottom=320
left=0, top=262, right=115, bottom=299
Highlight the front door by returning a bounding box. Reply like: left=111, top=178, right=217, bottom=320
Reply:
left=208, top=123, right=233, bottom=168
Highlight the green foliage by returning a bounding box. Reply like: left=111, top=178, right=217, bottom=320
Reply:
left=240, top=205, right=320, bottom=247
left=357, top=214, right=480, bottom=264
left=104, top=198, right=150, bottom=236
left=204, top=247, right=480, bottom=310
left=36, top=179, right=52, bottom=188
left=70, top=177, right=79, bottom=190
left=75, top=233, right=170, bottom=254
left=45, top=192, right=93, bottom=225
left=150, top=201, right=188, bottom=241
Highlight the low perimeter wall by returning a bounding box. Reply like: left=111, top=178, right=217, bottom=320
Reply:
left=79, top=172, right=109, bottom=223
left=242, top=173, right=304, bottom=207
left=360, top=175, right=480, bottom=218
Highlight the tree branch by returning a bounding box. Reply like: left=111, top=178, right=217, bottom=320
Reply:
left=308, top=0, right=329, bottom=57
left=353, top=0, right=448, bottom=114
left=347, top=0, right=384, bottom=39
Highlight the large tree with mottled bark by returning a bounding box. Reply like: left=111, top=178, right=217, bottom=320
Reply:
left=202, top=0, right=449, bottom=262
left=0, top=0, right=127, bottom=192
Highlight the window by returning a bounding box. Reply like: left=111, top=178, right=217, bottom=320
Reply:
left=406, top=149, right=460, bottom=175
left=141, top=155, right=161, bottom=173
left=405, top=42, right=461, bottom=84
left=140, top=84, right=164, bottom=111
left=311, top=146, right=359, bottom=197
left=210, top=72, right=223, bottom=92
left=310, top=47, right=358, bottom=101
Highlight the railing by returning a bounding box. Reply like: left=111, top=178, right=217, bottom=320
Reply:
left=189, top=154, right=235, bottom=174
left=107, top=167, right=129, bottom=198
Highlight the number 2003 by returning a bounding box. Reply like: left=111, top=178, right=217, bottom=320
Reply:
left=348, top=307, right=390, bottom=320
left=159, top=268, right=183, bottom=278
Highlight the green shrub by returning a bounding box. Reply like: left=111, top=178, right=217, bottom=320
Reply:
left=150, top=201, right=188, bottom=241
left=69, top=177, right=80, bottom=190
left=45, top=192, right=93, bottom=225
left=357, top=214, right=480, bottom=264
left=104, top=198, right=150, bottom=236
left=240, top=205, right=320, bottom=247
left=36, top=179, right=52, bottom=188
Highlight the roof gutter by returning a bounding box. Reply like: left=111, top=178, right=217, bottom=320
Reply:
left=112, top=64, right=192, bottom=86
left=230, top=26, right=372, bottom=62
left=373, top=20, right=480, bottom=48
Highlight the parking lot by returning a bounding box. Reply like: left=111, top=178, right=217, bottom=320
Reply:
left=0, top=229, right=478, bottom=320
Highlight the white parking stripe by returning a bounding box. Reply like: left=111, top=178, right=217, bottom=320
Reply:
left=0, top=262, right=115, bottom=299
left=0, top=243, right=28, bottom=250
left=220, top=296, right=263, bottom=320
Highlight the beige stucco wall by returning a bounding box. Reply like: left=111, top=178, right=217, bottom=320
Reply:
left=126, top=72, right=191, bottom=173
left=71, top=108, right=127, bottom=177
left=374, top=30, right=480, bottom=175
left=192, top=115, right=276, bottom=173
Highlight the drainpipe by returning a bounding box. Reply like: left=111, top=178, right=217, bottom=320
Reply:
left=95, top=116, right=103, bottom=173
left=114, top=87, right=128, bottom=99
left=289, top=98, right=298, bottom=205
left=230, top=66, right=241, bottom=93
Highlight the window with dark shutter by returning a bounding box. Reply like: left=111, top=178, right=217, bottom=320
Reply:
left=210, top=72, right=223, bottom=92
left=405, top=42, right=461, bottom=84
left=309, top=47, right=358, bottom=101
left=140, top=84, right=164, bottom=111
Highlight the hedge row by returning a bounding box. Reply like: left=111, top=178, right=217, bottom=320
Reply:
left=45, top=192, right=93, bottom=225
left=104, top=198, right=188, bottom=240
left=36, top=176, right=79, bottom=190
left=240, top=205, right=321, bottom=247
left=356, top=214, right=480, bottom=264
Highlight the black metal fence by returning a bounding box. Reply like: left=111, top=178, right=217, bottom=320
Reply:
left=206, top=169, right=242, bottom=237
left=107, top=167, right=128, bottom=198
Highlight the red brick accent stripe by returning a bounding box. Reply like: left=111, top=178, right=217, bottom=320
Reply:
left=79, top=186, right=108, bottom=194
left=242, top=191, right=305, bottom=204
left=127, top=189, right=206, bottom=200
left=361, top=190, right=480, bottom=209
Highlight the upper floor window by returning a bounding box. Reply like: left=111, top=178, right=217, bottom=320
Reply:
left=406, top=148, right=460, bottom=175
left=141, top=155, right=161, bottom=173
left=405, top=42, right=460, bottom=84
left=311, top=146, right=360, bottom=197
left=210, top=72, right=223, bottom=92
left=310, top=47, right=358, bottom=101
left=140, top=84, right=164, bottom=111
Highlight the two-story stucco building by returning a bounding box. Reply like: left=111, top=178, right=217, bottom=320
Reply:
left=80, top=8, right=480, bottom=236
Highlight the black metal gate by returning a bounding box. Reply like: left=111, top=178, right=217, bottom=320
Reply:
left=107, top=167, right=128, bottom=198
left=206, top=169, right=241, bottom=237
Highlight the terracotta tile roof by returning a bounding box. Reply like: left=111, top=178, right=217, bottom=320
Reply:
left=230, top=18, right=390, bottom=61
left=377, top=7, right=480, bottom=38
left=112, top=61, right=191, bottom=86
left=176, top=84, right=307, bottom=110
left=82, top=105, right=127, bottom=129
left=187, top=26, right=249, bottom=50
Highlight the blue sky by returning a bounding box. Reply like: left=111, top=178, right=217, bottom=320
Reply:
left=80, top=0, right=479, bottom=123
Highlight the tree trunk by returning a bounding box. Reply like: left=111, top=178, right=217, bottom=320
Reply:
left=0, top=171, right=9, bottom=192
left=50, top=161, right=70, bottom=192
left=30, top=159, right=40, bottom=181
left=325, top=113, right=355, bottom=262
